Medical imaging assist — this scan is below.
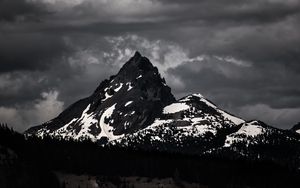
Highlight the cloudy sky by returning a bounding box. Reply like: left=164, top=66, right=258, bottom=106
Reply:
left=1, top=0, right=300, bottom=132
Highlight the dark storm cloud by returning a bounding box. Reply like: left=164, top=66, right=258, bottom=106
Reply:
left=168, top=59, right=300, bottom=108
left=166, top=55, right=300, bottom=128
left=0, top=0, right=48, bottom=22
left=157, top=0, right=300, bottom=24
left=0, top=34, right=72, bottom=72
left=37, top=21, right=168, bottom=35
left=1, top=0, right=300, bottom=131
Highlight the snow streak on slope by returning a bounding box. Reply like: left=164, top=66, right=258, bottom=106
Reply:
left=75, top=105, right=98, bottom=140
left=98, top=104, right=124, bottom=141
left=163, top=103, right=190, bottom=114
left=124, top=101, right=133, bottom=107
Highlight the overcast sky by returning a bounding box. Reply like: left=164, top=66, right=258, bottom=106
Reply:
left=1, top=0, right=300, bottom=132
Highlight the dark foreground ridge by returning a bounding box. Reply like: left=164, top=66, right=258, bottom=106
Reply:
left=1, top=124, right=300, bottom=188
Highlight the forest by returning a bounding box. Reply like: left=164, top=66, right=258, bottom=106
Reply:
left=1, top=123, right=300, bottom=188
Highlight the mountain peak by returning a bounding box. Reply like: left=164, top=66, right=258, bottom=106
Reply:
left=124, top=51, right=152, bottom=68
left=116, top=51, right=159, bottom=82
left=133, top=51, right=142, bottom=58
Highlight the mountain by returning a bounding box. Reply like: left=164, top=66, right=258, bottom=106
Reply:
left=26, top=52, right=175, bottom=143
left=291, top=122, right=300, bottom=134
left=25, top=52, right=245, bottom=146
left=25, top=52, right=300, bottom=161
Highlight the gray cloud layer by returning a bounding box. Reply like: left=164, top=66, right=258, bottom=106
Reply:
left=0, top=0, right=49, bottom=22
left=0, top=0, right=300, bottom=131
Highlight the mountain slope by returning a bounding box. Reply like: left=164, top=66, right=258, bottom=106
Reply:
left=216, top=120, right=300, bottom=168
left=112, top=93, right=245, bottom=153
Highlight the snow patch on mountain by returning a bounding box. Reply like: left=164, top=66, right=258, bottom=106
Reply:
left=148, top=119, right=174, bottom=129
left=74, top=105, right=98, bottom=139
left=220, top=112, right=244, bottom=126
left=126, top=82, right=133, bottom=91
left=102, top=91, right=113, bottom=102
left=114, top=83, right=123, bottom=92
left=124, top=101, right=133, bottom=107
left=237, top=121, right=264, bottom=136
left=163, top=103, right=190, bottom=114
